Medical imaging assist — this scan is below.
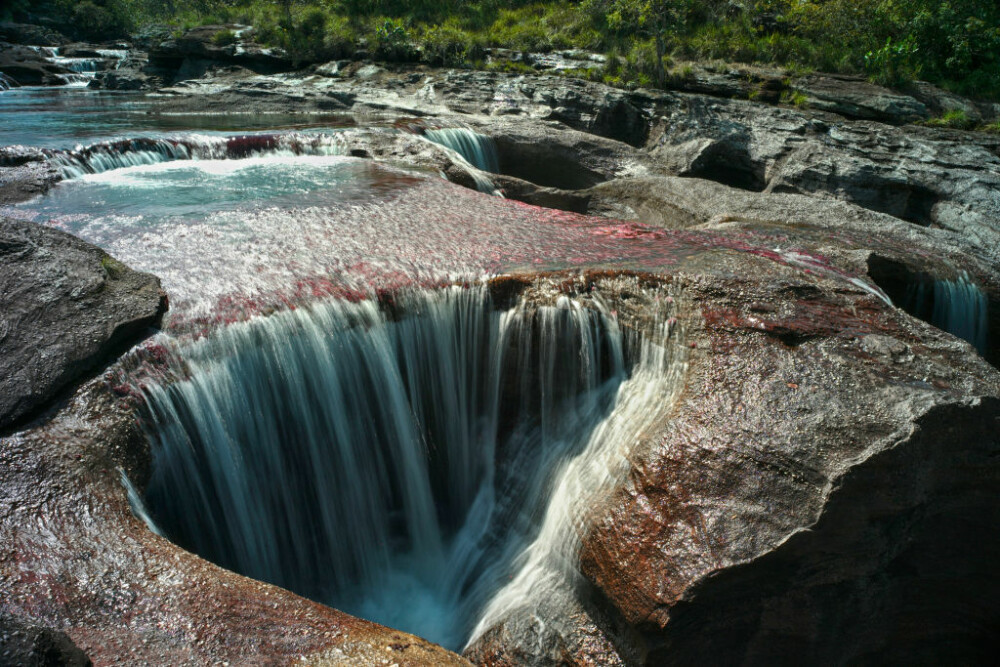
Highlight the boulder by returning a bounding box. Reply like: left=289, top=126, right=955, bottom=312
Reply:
left=0, top=147, right=61, bottom=205
left=790, top=73, right=930, bottom=123
left=467, top=265, right=1000, bottom=664
left=0, top=218, right=168, bottom=430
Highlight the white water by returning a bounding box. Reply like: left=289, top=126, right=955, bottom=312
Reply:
left=468, top=293, right=688, bottom=648
left=50, top=132, right=350, bottom=178
left=139, top=286, right=663, bottom=648
left=421, top=128, right=500, bottom=195
left=424, top=128, right=499, bottom=173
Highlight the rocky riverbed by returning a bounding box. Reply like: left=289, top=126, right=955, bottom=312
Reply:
left=2, top=24, right=999, bottom=665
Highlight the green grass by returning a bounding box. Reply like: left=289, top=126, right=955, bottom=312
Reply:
left=781, top=90, right=810, bottom=108
left=11, top=0, right=1000, bottom=101
left=924, top=109, right=976, bottom=130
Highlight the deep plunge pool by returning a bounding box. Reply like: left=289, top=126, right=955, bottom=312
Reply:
left=139, top=286, right=633, bottom=648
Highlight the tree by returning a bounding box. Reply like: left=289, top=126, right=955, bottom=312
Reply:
left=591, top=0, right=693, bottom=86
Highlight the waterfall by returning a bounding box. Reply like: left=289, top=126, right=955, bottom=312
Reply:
left=904, top=272, right=989, bottom=354
left=49, top=133, right=348, bottom=178
left=421, top=128, right=500, bottom=195
left=423, top=128, right=499, bottom=173
left=138, top=286, right=654, bottom=649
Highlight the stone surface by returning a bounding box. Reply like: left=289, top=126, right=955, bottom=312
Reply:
left=0, top=147, right=60, bottom=204
left=0, top=22, right=70, bottom=47
left=149, top=24, right=293, bottom=81
left=790, top=73, right=930, bottom=123
left=0, top=218, right=168, bottom=430
left=0, top=374, right=471, bottom=665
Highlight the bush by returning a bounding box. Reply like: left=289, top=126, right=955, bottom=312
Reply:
left=373, top=17, right=415, bottom=61
left=64, top=0, right=134, bottom=40
left=422, top=22, right=484, bottom=66
left=864, top=36, right=921, bottom=88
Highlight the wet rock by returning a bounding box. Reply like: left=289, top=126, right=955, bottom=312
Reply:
left=484, top=120, right=635, bottom=189
left=0, top=147, right=60, bottom=204
left=3, top=55, right=999, bottom=665
left=468, top=269, right=1000, bottom=664
left=0, top=218, right=168, bottom=430
left=0, top=373, right=471, bottom=665
left=91, top=50, right=169, bottom=90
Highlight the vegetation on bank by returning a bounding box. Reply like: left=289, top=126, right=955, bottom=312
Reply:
left=4, top=0, right=999, bottom=100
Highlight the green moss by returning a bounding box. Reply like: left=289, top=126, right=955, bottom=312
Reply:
left=100, top=254, right=126, bottom=280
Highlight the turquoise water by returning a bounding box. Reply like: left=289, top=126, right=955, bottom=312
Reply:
left=0, top=87, right=354, bottom=148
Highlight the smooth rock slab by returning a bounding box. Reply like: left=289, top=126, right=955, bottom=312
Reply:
left=0, top=217, right=167, bottom=430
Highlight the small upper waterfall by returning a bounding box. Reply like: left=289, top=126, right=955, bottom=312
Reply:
left=423, top=128, right=499, bottom=173
left=420, top=127, right=500, bottom=195
left=138, top=285, right=680, bottom=649
left=903, top=272, right=989, bottom=354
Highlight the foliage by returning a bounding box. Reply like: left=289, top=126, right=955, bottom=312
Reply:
left=25, top=0, right=1000, bottom=100
left=421, top=21, right=484, bottom=67
left=780, top=89, right=809, bottom=108
left=56, top=0, right=135, bottom=39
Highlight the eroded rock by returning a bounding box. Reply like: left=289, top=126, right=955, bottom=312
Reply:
left=0, top=218, right=168, bottom=430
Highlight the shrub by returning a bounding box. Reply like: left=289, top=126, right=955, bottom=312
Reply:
left=373, top=17, right=415, bottom=61
left=64, top=0, right=134, bottom=40
left=864, top=36, right=921, bottom=88
left=422, top=22, right=483, bottom=66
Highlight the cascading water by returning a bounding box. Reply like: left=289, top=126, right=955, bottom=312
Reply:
left=48, top=133, right=349, bottom=178
left=902, top=272, right=989, bottom=354
left=423, top=128, right=499, bottom=173
left=138, top=285, right=679, bottom=649
left=420, top=128, right=500, bottom=195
